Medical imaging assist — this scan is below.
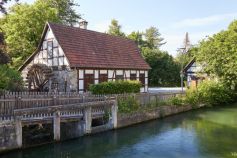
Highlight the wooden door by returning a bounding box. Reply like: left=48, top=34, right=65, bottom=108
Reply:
left=84, top=74, right=94, bottom=92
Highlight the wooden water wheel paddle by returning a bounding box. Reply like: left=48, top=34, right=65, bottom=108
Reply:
left=26, top=64, right=53, bottom=91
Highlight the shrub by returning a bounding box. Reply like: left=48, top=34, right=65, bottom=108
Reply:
left=89, top=80, right=142, bottom=94
left=185, top=89, right=202, bottom=106
left=0, top=65, right=24, bottom=91
left=117, top=95, right=139, bottom=113
left=185, top=80, right=235, bottom=106
left=169, top=96, right=184, bottom=106
left=197, top=80, right=235, bottom=106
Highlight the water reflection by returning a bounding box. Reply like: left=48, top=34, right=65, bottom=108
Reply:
left=1, top=105, right=237, bottom=158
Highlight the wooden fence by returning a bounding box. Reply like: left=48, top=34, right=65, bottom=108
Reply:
left=0, top=92, right=184, bottom=120
left=0, top=92, right=108, bottom=120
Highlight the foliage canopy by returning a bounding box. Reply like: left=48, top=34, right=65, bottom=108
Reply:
left=0, top=0, right=80, bottom=69
left=197, top=20, right=237, bottom=89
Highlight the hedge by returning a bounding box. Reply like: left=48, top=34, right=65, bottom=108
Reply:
left=89, top=80, right=142, bottom=94
left=185, top=80, right=236, bottom=106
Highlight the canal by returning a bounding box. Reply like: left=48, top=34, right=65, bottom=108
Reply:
left=1, top=104, right=237, bottom=158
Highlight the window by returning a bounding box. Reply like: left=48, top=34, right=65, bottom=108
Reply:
left=116, top=75, right=124, bottom=80
left=48, top=59, right=53, bottom=66
left=99, top=74, right=108, bottom=83
left=139, top=74, right=145, bottom=86
left=84, top=74, right=94, bottom=91
left=53, top=58, right=58, bottom=66
left=43, top=41, right=47, bottom=50
left=130, top=74, right=137, bottom=80
left=43, top=39, right=65, bottom=67
left=53, top=48, right=59, bottom=57
left=59, top=57, right=64, bottom=65
left=47, top=41, right=53, bottom=58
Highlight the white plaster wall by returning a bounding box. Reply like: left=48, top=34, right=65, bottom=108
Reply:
left=125, top=70, right=130, bottom=80
left=108, top=70, right=114, bottom=81
left=79, top=70, right=84, bottom=90
left=79, top=70, right=84, bottom=78
left=100, top=70, right=107, bottom=74
left=136, top=71, right=139, bottom=81
left=21, top=27, right=70, bottom=82
left=94, top=70, right=99, bottom=84
left=85, top=70, right=93, bottom=74
left=116, top=70, right=123, bottom=75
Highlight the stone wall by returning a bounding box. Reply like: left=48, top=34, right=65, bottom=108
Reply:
left=0, top=121, right=19, bottom=153
left=117, top=105, right=193, bottom=128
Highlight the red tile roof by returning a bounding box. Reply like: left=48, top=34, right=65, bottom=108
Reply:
left=48, top=23, right=150, bottom=70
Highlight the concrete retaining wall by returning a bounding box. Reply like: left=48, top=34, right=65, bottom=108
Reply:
left=0, top=121, right=20, bottom=153
left=117, top=105, right=193, bottom=128
left=0, top=104, right=198, bottom=154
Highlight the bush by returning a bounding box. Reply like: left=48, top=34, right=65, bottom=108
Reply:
left=89, top=80, right=142, bottom=94
left=169, top=96, right=184, bottom=106
left=198, top=80, right=235, bottom=106
left=0, top=65, right=24, bottom=91
left=118, top=96, right=139, bottom=113
left=185, top=80, right=236, bottom=106
left=185, top=89, right=202, bottom=106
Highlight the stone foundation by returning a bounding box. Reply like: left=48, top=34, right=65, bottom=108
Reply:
left=0, top=104, right=199, bottom=154
left=117, top=105, right=194, bottom=128
left=0, top=121, right=20, bottom=153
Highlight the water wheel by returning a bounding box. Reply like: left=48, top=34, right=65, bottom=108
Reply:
left=26, top=64, right=53, bottom=91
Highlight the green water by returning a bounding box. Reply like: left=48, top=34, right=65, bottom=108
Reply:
left=2, top=104, right=237, bottom=158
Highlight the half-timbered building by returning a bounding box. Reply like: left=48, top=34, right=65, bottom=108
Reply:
left=183, top=58, right=205, bottom=89
left=19, top=22, right=150, bottom=92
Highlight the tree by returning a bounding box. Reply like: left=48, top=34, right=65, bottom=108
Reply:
left=0, top=64, right=23, bottom=91
left=197, top=20, right=237, bottom=89
left=0, top=0, right=18, bottom=14
left=0, top=0, right=80, bottom=69
left=176, top=46, right=198, bottom=66
left=143, top=48, right=180, bottom=87
left=0, top=1, right=59, bottom=68
left=127, top=31, right=148, bottom=49
left=44, top=0, right=80, bottom=25
left=144, top=27, right=166, bottom=49
left=126, top=25, right=180, bottom=87
left=108, top=19, right=125, bottom=37
left=0, top=49, right=10, bottom=64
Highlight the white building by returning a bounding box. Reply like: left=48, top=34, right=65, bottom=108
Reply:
left=19, top=22, right=150, bottom=92
left=183, top=58, right=205, bottom=88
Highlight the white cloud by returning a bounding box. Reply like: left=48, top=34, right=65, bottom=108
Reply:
left=173, top=13, right=237, bottom=28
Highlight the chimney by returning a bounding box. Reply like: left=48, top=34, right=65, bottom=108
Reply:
left=79, top=20, right=88, bottom=29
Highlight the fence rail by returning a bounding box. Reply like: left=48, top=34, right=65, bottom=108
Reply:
left=0, top=92, right=184, bottom=121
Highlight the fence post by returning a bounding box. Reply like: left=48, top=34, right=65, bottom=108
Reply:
left=53, top=94, right=57, bottom=106
left=53, top=111, right=60, bottom=141
left=15, top=116, right=22, bottom=148
left=84, top=106, right=92, bottom=134
left=111, top=100, right=118, bottom=129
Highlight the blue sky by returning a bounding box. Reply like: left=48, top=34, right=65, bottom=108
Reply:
left=5, top=0, right=237, bottom=56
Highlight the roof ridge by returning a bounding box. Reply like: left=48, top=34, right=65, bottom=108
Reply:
left=47, top=22, right=136, bottom=43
